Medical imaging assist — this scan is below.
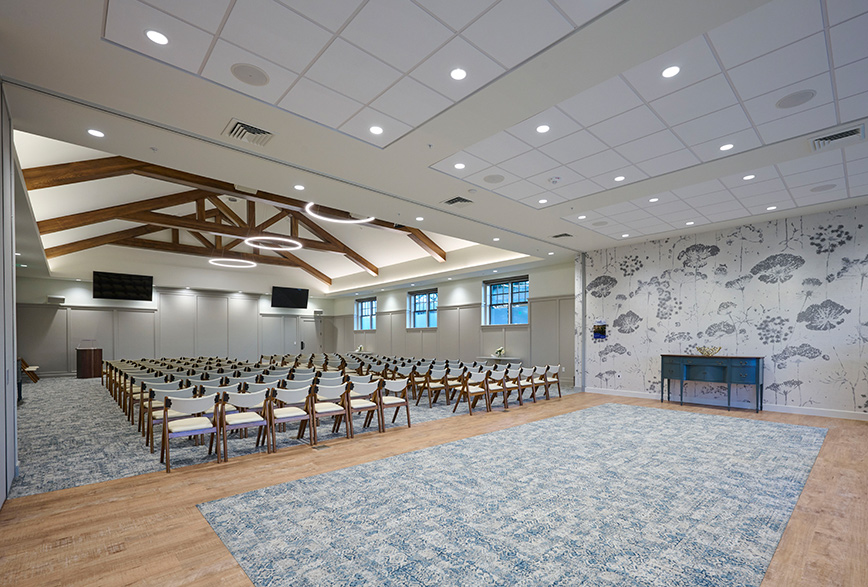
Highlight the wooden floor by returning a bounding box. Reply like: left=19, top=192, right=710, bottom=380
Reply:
left=1, top=393, right=866, bottom=587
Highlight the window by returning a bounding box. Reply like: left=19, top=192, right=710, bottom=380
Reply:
left=408, top=290, right=438, bottom=328
left=484, top=277, right=528, bottom=325
left=355, top=297, right=377, bottom=330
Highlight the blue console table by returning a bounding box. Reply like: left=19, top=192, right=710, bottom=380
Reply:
left=661, top=354, right=764, bottom=412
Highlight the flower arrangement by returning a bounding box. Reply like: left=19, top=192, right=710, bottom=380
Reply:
left=494, top=347, right=505, bottom=357
left=356, top=345, right=364, bottom=352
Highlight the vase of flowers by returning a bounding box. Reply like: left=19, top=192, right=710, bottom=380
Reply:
left=494, top=347, right=505, bottom=358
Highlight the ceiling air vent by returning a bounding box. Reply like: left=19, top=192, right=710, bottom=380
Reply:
left=811, top=124, right=864, bottom=152
left=552, top=233, right=573, bottom=239
left=442, top=196, right=473, bottom=208
left=222, top=118, right=274, bottom=147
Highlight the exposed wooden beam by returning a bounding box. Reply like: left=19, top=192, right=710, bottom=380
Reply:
left=189, top=231, right=213, bottom=248
left=292, top=212, right=379, bottom=276
left=37, top=190, right=208, bottom=235
left=247, top=200, right=256, bottom=227
left=274, top=251, right=332, bottom=285
left=222, top=209, right=290, bottom=251
left=208, top=196, right=246, bottom=227
left=44, top=225, right=166, bottom=259
left=404, top=228, right=447, bottom=263
left=23, top=156, right=146, bottom=190
left=112, top=238, right=332, bottom=285
left=196, top=199, right=206, bottom=221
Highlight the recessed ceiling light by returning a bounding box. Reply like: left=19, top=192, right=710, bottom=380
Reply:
left=411, top=283, right=415, bottom=286
left=294, top=185, right=305, bottom=190
left=548, top=252, right=555, bottom=256
left=416, top=216, right=424, bottom=221
left=538, top=199, right=548, bottom=204
left=454, top=163, right=466, bottom=170
left=381, top=289, right=385, bottom=291
left=766, top=206, right=777, bottom=211
left=369, top=126, right=383, bottom=135
left=492, top=237, right=500, bottom=242
left=662, top=66, right=680, bottom=78
left=19, top=264, right=27, bottom=268
left=536, top=125, right=550, bottom=134
left=76, top=278, right=81, bottom=282
left=238, top=291, right=243, bottom=293
left=448, top=277, right=452, bottom=280
left=304, top=202, right=374, bottom=224
left=186, top=287, right=191, bottom=290
left=14, top=252, right=20, bottom=256
left=649, top=198, right=659, bottom=203
left=450, top=68, right=466, bottom=80
left=577, top=215, right=587, bottom=220
left=743, top=174, right=756, bottom=181
left=776, top=89, right=816, bottom=109
left=685, top=221, right=695, bottom=226
left=621, top=234, right=630, bottom=238
left=208, top=258, right=257, bottom=268
left=146, top=30, right=169, bottom=45
left=719, top=143, right=734, bottom=151
left=87, top=129, right=105, bottom=138
left=493, top=270, right=498, bottom=273
left=614, top=175, right=625, bottom=182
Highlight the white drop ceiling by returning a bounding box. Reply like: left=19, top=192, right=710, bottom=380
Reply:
left=0, top=0, right=866, bottom=296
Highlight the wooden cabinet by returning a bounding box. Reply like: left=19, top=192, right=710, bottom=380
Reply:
left=660, top=354, right=764, bottom=412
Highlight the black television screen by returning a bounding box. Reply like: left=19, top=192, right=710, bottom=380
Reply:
left=93, top=271, right=153, bottom=301
left=271, top=286, right=309, bottom=308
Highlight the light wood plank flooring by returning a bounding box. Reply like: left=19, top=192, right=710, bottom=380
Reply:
left=0, top=393, right=865, bottom=586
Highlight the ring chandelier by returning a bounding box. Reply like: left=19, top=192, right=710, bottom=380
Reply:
left=304, top=202, right=375, bottom=224
left=243, top=236, right=303, bottom=250
left=208, top=258, right=257, bottom=268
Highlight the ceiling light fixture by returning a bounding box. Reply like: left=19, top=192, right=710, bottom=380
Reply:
left=614, top=175, right=625, bottom=182
left=416, top=216, right=424, bottom=221
left=649, top=198, right=659, bottom=203
left=661, top=65, right=680, bottom=78
left=304, top=202, right=375, bottom=224
left=766, top=206, right=777, bottom=211
left=448, top=277, right=452, bottom=280
left=369, top=126, right=383, bottom=135
left=76, top=279, right=82, bottom=282
left=450, top=68, right=466, bottom=80
left=743, top=174, right=756, bottom=180
left=776, top=89, right=816, bottom=109
left=294, top=185, right=305, bottom=190
left=209, top=258, right=257, bottom=268
left=538, top=199, right=548, bottom=204
left=14, top=252, right=20, bottom=256
left=548, top=252, right=555, bottom=256
left=493, top=270, right=498, bottom=273
left=87, top=129, right=105, bottom=138
left=577, top=215, right=587, bottom=220
left=454, top=163, right=466, bottom=170
left=492, top=237, right=500, bottom=242
left=719, top=143, right=734, bottom=151
left=536, top=125, right=550, bottom=134
left=145, top=30, right=169, bottom=45
left=19, top=264, right=27, bottom=268
left=685, top=221, right=695, bottom=226
left=243, top=236, right=303, bottom=251
left=621, top=234, right=630, bottom=238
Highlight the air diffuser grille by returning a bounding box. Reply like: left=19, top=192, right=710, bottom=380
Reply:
left=222, top=118, right=274, bottom=147
left=552, top=233, right=573, bottom=239
left=811, top=125, right=864, bottom=151
left=442, top=196, right=473, bottom=208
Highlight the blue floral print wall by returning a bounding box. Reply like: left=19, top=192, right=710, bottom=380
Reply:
left=581, top=205, right=868, bottom=414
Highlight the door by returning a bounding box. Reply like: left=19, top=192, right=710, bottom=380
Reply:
left=299, top=317, right=322, bottom=353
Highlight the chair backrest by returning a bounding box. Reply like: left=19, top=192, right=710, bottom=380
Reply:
left=317, top=371, right=346, bottom=381
left=165, top=393, right=219, bottom=417
left=466, top=371, right=487, bottom=386
left=314, top=382, right=348, bottom=402
left=199, top=383, right=239, bottom=395
left=351, top=380, right=380, bottom=399
left=382, top=379, right=408, bottom=395
left=347, top=374, right=372, bottom=384
left=547, top=365, right=561, bottom=378
left=507, top=362, right=522, bottom=370
left=244, top=381, right=278, bottom=394
left=143, top=381, right=185, bottom=393
left=534, top=366, right=549, bottom=377
left=272, top=387, right=309, bottom=408
left=226, top=375, right=258, bottom=386
left=428, top=368, right=449, bottom=381
left=282, top=376, right=315, bottom=389
left=151, top=386, right=197, bottom=402
left=223, top=389, right=267, bottom=410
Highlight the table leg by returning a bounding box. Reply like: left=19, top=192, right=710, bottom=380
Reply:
left=727, top=381, right=731, bottom=411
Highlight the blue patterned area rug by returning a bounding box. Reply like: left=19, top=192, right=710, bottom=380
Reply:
left=198, top=403, right=826, bottom=587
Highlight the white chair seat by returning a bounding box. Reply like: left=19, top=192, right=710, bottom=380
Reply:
left=380, top=396, right=406, bottom=406
left=313, top=402, right=344, bottom=414
left=225, top=412, right=265, bottom=425
left=273, top=406, right=306, bottom=419
left=349, top=399, right=376, bottom=409
left=168, top=417, right=213, bottom=433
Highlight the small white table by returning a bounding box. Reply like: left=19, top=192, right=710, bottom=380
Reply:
left=476, top=356, right=522, bottom=365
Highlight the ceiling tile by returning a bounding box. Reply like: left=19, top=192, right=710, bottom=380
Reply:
left=672, top=179, right=726, bottom=199
left=431, top=151, right=491, bottom=177
left=635, top=149, right=700, bottom=177
left=596, top=223, right=633, bottom=237
left=825, top=0, right=868, bottom=26
left=493, top=180, right=546, bottom=200
left=623, top=35, right=722, bottom=102
left=413, top=0, right=498, bottom=31
left=142, top=0, right=232, bottom=33
left=341, top=0, right=453, bottom=72
left=830, top=11, right=868, bottom=67
left=562, top=210, right=605, bottom=225
left=553, top=179, right=604, bottom=200
left=278, top=77, right=362, bottom=128
left=742, top=72, right=834, bottom=125
left=539, top=130, right=608, bottom=165
left=527, top=166, right=584, bottom=189
left=558, top=76, right=642, bottom=127
left=657, top=208, right=697, bottom=222
left=277, top=0, right=364, bottom=33
left=306, top=38, right=402, bottom=103
left=650, top=74, right=738, bottom=126
left=568, top=150, right=630, bottom=177
left=835, top=57, right=868, bottom=99
left=706, top=0, right=823, bottom=68
left=703, top=209, right=752, bottom=223
left=790, top=183, right=849, bottom=199
left=222, top=0, right=332, bottom=73
left=519, top=193, right=566, bottom=208
left=729, top=177, right=787, bottom=198
left=201, top=40, right=298, bottom=103
left=595, top=201, right=639, bottom=216
left=837, top=91, right=868, bottom=123
left=461, top=0, right=573, bottom=68
left=845, top=170, right=868, bottom=189
left=777, top=149, right=843, bottom=175
left=647, top=200, right=691, bottom=215
left=339, top=107, right=412, bottom=146
left=691, top=128, right=762, bottom=162
left=682, top=189, right=736, bottom=207
left=616, top=130, right=685, bottom=164
left=465, top=131, right=532, bottom=165
left=629, top=191, right=676, bottom=207
left=783, top=163, right=846, bottom=188
left=692, top=200, right=748, bottom=215
left=410, top=36, right=505, bottom=101
left=589, top=166, right=648, bottom=189
left=463, top=166, right=521, bottom=189
left=499, top=149, right=560, bottom=177
left=845, top=140, right=868, bottom=162
left=756, top=102, right=838, bottom=144
left=551, top=0, right=622, bottom=27
left=105, top=0, right=215, bottom=73
left=672, top=104, right=751, bottom=146
left=589, top=105, right=665, bottom=147
left=720, top=166, right=780, bottom=188
left=745, top=201, right=796, bottom=216
left=370, top=76, right=453, bottom=126
left=847, top=157, right=868, bottom=175
left=608, top=209, right=656, bottom=224
left=506, top=107, right=582, bottom=148
left=636, top=223, right=675, bottom=235
left=793, top=189, right=850, bottom=205
left=726, top=33, right=829, bottom=101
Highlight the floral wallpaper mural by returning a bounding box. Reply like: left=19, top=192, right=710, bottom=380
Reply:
left=580, top=205, right=868, bottom=414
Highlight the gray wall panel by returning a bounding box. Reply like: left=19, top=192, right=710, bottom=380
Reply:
left=260, top=315, right=283, bottom=356
left=159, top=294, right=195, bottom=358
left=116, top=311, right=155, bottom=359
left=16, top=306, right=69, bottom=373
left=196, top=297, right=228, bottom=358
left=69, top=308, right=114, bottom=363
left=228, top=298, right=258, bottom=361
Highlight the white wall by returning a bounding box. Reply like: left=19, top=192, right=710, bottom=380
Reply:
left=1, top=86, right=16, bottom=507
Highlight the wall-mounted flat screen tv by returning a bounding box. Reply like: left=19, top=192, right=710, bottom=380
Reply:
left=93, top=271, right=154, bottom=301
left=271, top=286, right=309, bottom=309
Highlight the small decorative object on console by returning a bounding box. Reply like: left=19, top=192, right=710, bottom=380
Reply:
left=695, top=345, right=722, bottom=356
left=494, top=347, right=505, bottom=357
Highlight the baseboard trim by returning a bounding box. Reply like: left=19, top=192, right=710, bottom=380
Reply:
left=584, top=387, right=868, bottom=422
